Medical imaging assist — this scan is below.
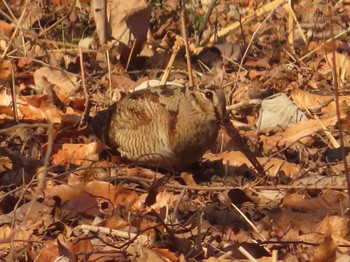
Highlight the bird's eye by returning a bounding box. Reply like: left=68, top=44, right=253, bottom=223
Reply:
left=204, top=91, right=213, bottom=100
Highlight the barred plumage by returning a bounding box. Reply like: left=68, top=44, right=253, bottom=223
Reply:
left=90, top=84, right=226, bottom=169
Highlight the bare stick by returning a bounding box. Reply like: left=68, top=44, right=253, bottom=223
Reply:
left=125, top=40, right=136, bottom=71
left=300, top=27, right=350, bottom=61
left=286, top=1, right=306, bottom=44
left=1, top=7, right=27, bottom=58
left=10, top=64, right=18, bottom=123
left=286, top=0, right=294, bottom=47
left=180, top=0, right=193, bottom=87
left=92, top=0, right=107, bottom=44
left=6, top=16, right=68, bottom=57
left=160, top=37, right=183, bottom=85
left=204, top=0, right=287, bottom=45
left=238, top=246, right=258, bottom=262
left=79, top=224, right=149, bottom=244
left=0, top=0, right=18, bottom=24
left=105, top=49, right=112, bottom=104
left=79, top=47, right=90, bottom=127
left=197, top=0, right=217, bottom=45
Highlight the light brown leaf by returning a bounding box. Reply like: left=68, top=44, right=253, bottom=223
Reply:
left=107, top=0, right=151, bottom=63
left=51, top=142, right=105, bottom=166
left=291, top=88, right=350, bottom=115
left=267, top=208, right=325, bottom=235
left=44, top=184, right=82, bottom=204
left=259, top=115, right=338, bottom=153
left=282, top=190, right=349, bottom=214
left=0, top=59, right=12, bottom=84
left=103, top=216, right=128, bottom=230
left=128, top=246, right=165, bottom=262
left=322, top=52, right=350, bottom=79
left=0, top=225, right=34, bottom=251
left=84, top=180, right=143, bottom=211
left=33, top=67, right=79, bottom=103
left=0, top=20, right=13, bottom=37
left=0, top=93, right=63, bottom=122
left=205, top=151, right=301, bottom=178
left=28, top=240, right=60, bottom=262
left=44, top=183, right=100, bottom=216
left=313, top=233, right=337, bottom=262
left=318, top=216, right=350, bottom=241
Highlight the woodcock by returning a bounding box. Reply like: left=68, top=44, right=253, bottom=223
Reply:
left=90, top=84, right=226, bottom=170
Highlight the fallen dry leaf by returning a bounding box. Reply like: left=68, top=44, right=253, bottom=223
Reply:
left=106, top=0, right=151, bottom=64
left=28, top=240, right=60, bottom=262
left=0, top=93, right=63, bottom=122
left=0, top=59, right=12, bottom=84
left=313, top=233, right=337, bottom=262
left=84, top=180, right=143, bottom=211
left=323, top=52, right=350, bottom=80
left=259, top=115, right=339, bottom=153
left=291, top=88, right=350, bottom=115
left=51, top=141, right=105, bottom=166
left=33, top=67, right=80, bottom=104
left=205, top=151, right=301, bottom=178
left=282, top=190, right=349, bottom=214
left=0, top=225, right=35, bottom=251
left=1, top=0, right=350, bottom=261
left=0, top=20, right=13, bottom=37
left=317, top=216, right=350, bottom=241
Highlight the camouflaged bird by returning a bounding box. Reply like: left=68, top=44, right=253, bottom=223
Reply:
left=90, top=84, right=226, bottom=169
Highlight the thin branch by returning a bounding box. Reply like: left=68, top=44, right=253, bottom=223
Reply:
left=197, top=0, right=217, bottom=45
left=79, top=47, right=90, bottom=127
left=180, top=0, right=193, bottom=87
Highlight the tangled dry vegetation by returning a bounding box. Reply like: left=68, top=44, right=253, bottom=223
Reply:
left=1, top=0, right=350, bottom=261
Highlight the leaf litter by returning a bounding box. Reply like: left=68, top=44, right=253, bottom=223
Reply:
left=1, top=0, right=350, bottom=261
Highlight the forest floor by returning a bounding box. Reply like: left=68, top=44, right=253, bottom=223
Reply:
left=1, top=0, right=350, bottom=261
